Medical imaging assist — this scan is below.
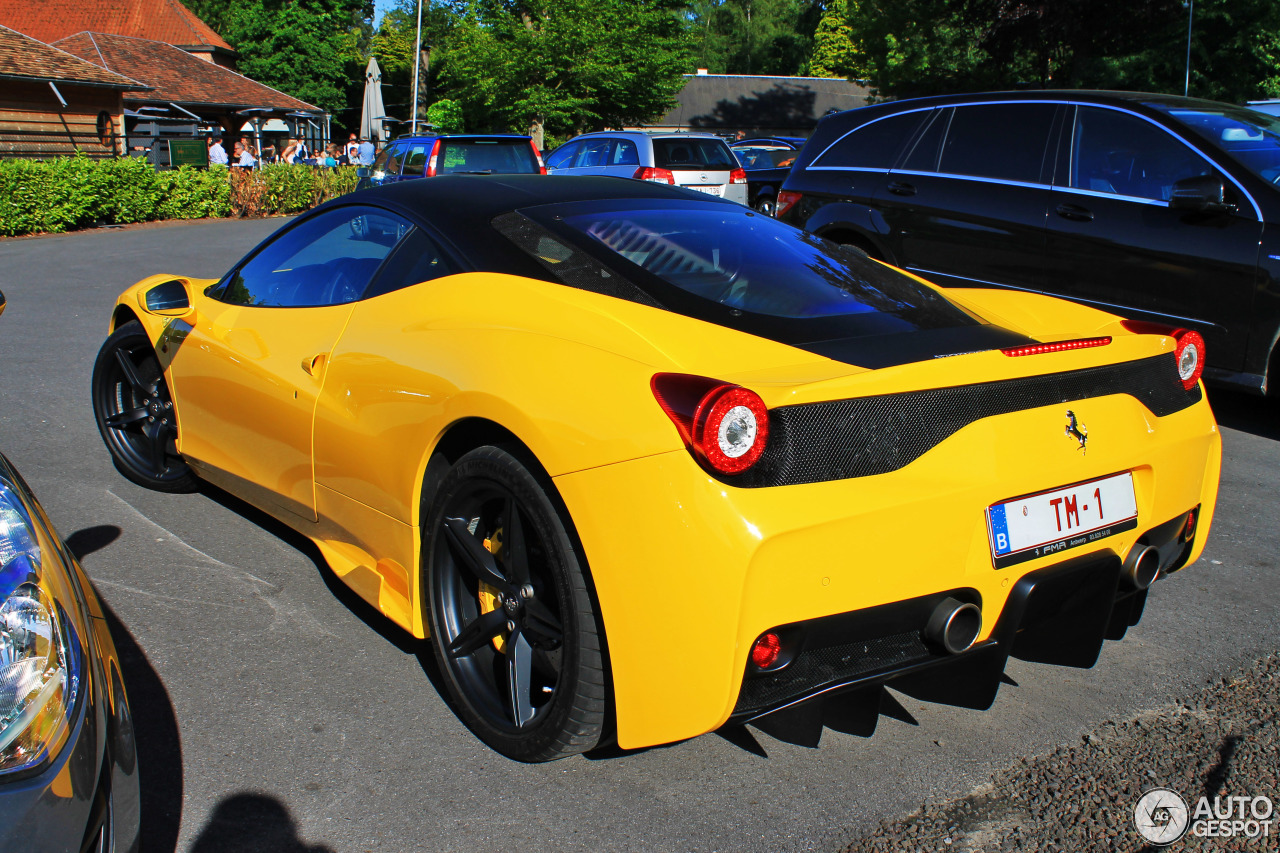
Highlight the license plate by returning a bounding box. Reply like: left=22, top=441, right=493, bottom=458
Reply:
left=986, top=472, right=1138, bottom=569
left=689, top=184, right=723, bottom=196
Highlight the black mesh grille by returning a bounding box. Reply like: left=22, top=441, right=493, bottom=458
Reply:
left=734, top=353, right=1200, bottom=488
left=735, top=630, right=933, bottom=715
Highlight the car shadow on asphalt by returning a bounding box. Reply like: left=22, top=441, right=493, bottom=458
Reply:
left=1206, top=388, right=1280, bottom=441
left=67, top=525, right=184, bottom=853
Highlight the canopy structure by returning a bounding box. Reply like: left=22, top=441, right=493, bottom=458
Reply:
left=360, top=56, right=386, bottom=144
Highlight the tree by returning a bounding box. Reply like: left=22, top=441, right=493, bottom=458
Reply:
left=689, top=0, right=822, bottom=76
left=370, top=0, right=455, bottom=124
left=427, top=98, right=465, bottom=132
left=439, top=0, right=694, bottom=148
left=807, top=0, right=865, bottom=78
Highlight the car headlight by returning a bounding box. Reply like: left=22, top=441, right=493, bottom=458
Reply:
left=0, top=473, right=81, bottom=776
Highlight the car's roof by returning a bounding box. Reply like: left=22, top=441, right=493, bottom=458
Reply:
left=827, top=89, right=1246, bottom=121
left=388, top=133, right=532, bottom=143
left=565, top=130, right=729, bottom=141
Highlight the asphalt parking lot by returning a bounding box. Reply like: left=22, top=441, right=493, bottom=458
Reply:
left=1, top=217, right=1278, bottom=853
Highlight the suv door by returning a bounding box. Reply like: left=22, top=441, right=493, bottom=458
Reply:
left=877, top=102, right=1060, bottom=293
left=1045, top=105, right=1262, bottom=371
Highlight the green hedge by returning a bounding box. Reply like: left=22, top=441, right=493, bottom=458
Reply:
left=0, top=154, right=360, bottom=237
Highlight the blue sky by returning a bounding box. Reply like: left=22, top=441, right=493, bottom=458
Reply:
left=373, top=0, right=398, bottom=25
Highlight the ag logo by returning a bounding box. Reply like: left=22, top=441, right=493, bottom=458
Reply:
left=1064, top=409, right=1088, bottom=453
left=1134, top=788, right=1190, bottom=845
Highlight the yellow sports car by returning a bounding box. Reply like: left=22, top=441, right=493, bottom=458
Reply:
left=91, top=176, right=1220, bottom=762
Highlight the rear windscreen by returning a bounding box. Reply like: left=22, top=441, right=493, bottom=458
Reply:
left=437, top=140, right=539, bottom=175
left=652, top=138, right=737, bottom=170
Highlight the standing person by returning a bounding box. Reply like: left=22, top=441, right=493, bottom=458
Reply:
left=345, top=132, right=360, bottom=162
left=207, top=135, right=228, bottom=166
left=357, top=136, right=375, bottom=166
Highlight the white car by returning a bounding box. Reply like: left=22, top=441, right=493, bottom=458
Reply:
left=546, top=131, right=749, bottom=205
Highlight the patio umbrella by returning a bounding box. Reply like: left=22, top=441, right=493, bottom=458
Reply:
left=360, top=56, right=387, bottom=144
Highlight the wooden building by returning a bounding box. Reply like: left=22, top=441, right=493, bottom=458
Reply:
left=0, top=25, right=145, bottom=159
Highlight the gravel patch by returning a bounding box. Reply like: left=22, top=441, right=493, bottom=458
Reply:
left=843, top=654, right=1280, bottom=853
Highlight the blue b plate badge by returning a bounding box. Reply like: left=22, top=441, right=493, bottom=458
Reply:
left=987, top=472, right=1138, bottom=569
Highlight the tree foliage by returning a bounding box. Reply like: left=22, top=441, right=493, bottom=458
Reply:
left=807, top=0, right=865, bottom=79
left=688, top=0, right=821, bottom=76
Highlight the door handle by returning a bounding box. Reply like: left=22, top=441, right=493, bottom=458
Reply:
left=301, top=353, right=327, bottom=376
left=887, top=181, right=917, bottom=196
left=1056, top=203, right=1094, bottom=222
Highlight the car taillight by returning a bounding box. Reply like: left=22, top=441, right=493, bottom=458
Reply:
left=729, top=167, right=747, bottom=185
left=1000, top=337, right=1111, bottom=357
left=633, top=166, right=675, bottom=185
left=651, top=373, right=769, bottom=475
left=530, top=140, right=547, bottom=175
left=1121, top=320, right=1206, bottom=390
left=775, top=189, right=803, bottom=218
left=425, top=139, right=442, bottom=177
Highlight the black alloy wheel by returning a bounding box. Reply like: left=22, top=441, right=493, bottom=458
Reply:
left=425, top=446, right=605, bottom=762
left=91, top=321, right=197, bottom=493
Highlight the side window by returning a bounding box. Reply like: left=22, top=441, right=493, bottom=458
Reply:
left=401, top=143, right=429, bottom=177
left=372, top=143, right=404, bottom=174
left=611, top=138, right=639, bottom=166
left=938, top=103, right=1057, bottom=183
left=546, top=141, right=581, bottom=170
left=900, top=109, right=949, bottom=172
left=363, top=227, right=457, bottom=299
left=1070, top=106, right=1213, bottom=201
left=219, top=207, right=409, bottom=308
left=813, top=111, right=926, bottom=170
left=575, top=138, right=612, bottom=168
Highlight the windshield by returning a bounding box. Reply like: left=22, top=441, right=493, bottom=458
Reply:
left=554, top=205, right=973, bottom=331
left=733, top=146, right=797, bottom=169
left=1151, top=103, right=1280, bottom=183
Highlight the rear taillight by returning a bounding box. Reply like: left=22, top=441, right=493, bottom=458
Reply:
left=1000, top=337, right=1111, bottom=357
left=775, top=189, right=803, bottom=218
left=1121, top=320, right=1206, bottom=390
left=425, top=139, right=442, bottom=177
left=729, top=167, right=747, bottom=185
left=633, top=166, right=675, bottom=185
left=531, top=140, right=547, bottom=175
left=651, top=373, right=769, bottom=475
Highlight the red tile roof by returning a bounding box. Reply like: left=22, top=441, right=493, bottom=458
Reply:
left=0, top=24, right=144, bottom=88
left=0, top=0, right=232, bottom=51
left=55, top=32, right=319, bottom=112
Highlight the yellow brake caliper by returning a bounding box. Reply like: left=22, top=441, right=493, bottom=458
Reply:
left=476, top=528, right=508, bottom=653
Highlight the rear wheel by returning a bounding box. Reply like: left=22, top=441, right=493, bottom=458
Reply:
left=91, top=321, right=197, bottom=493
left=754, top=194, right=776, bottom=217
left=424, top=446, right=605, bottom=761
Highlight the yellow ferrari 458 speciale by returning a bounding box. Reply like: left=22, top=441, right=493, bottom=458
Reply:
left=92, top=176, right=1220, bottom=761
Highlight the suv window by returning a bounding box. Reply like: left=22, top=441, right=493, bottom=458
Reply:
left=900, top=109, right=948, bottom=172
left=436, top=138, right=540, bottom=174
left=813, top=111, right=925, bottom=170
left=401, top=143, right=429, bottom=177
left=611, top=138, right=639, bottom=166
left=938, top=103, right=1056, bottom=183
left=1070, top=106, right=1213, bottom=201
left=546, top=140, right=581, bottom=170
left=219, top=207, right=408, bottom=307
left=651, top=138, right=736, bottom=170
left=575, top=138, right=613, bottom=168
left=372, top=142, right=406, bottom=175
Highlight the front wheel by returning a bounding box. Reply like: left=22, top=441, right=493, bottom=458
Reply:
left=91, top=321, right=197, bottom=493
left=424, top=446, right=606, bottom=761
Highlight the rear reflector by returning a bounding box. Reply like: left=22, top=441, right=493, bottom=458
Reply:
left=750, top=632, right=782, bottom=669
left=1120, top=321, right=1206, bottom=389
left=1001, top=337, right=1111, bottom=357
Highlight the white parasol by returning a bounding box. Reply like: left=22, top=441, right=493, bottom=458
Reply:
left=360, top=56, right=387, bottom=143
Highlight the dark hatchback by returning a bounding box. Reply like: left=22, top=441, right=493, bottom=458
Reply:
left=778, top=91, right=1280, bottom=396
left=731, top=137, right=805, bottom=216
left=356, top=134, right=545, bottom=190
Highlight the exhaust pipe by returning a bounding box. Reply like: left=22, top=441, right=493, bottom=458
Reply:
left=926, top=597, right=982, bottom=655
left=1124, top=544, right=1161, bottom=590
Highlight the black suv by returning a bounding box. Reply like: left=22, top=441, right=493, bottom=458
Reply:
left=779, top=91, right=1280, bottom=396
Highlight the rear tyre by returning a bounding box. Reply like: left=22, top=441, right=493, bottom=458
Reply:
left=754, top=194, right=776, bottom=217
left=91, top=321, right=197, bottom=493
left=424, top=446, right=606, bottom=762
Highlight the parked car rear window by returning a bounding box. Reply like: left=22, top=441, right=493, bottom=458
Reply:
left=938, top=103, right=1057, bottom=183
left=553, top=205, right=974, bottom=328
left=652, top=138, right=737, bottom=170
left=813, top=111, right=925, bottom=170
left=436, top=139, right=540, bottom=174
left=734, top=146, right=796, bottom=168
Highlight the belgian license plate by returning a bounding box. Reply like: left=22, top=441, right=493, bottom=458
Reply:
left=986, top=472, right=1138, bottom=569
left=690, top=184, right=723, bottom=196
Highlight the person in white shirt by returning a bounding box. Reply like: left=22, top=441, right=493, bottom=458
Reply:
left=233, top=141, right=256, bottom=168
left=345, top=132, right=360, bottom=162
left=207, top=136, right=228, bottom=166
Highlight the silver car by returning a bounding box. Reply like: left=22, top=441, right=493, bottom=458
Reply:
left=546, top=131, right=749, bottom=205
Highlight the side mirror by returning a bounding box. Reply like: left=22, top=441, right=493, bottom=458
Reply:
left=139, top=278, right=193, bottom=316
left=1169, top=175, right=1234, bottom=213
left=356, top=166, right=370, bottom=178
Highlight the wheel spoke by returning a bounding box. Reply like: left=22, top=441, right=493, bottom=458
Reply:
left=114, top=348, right=151, bottom=394
left=105, top=407, right=148, bottom=429
left=523, top=599, right=563, bottom=649
left=506, top=625, right=535, bottom=727
left=447, top=608, right=506, bottom=658
left=141, top=421, right=168, bottom=474
left=443, top=517, right=510, bottom=589
left=502, top=498, right=530, bottom=584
